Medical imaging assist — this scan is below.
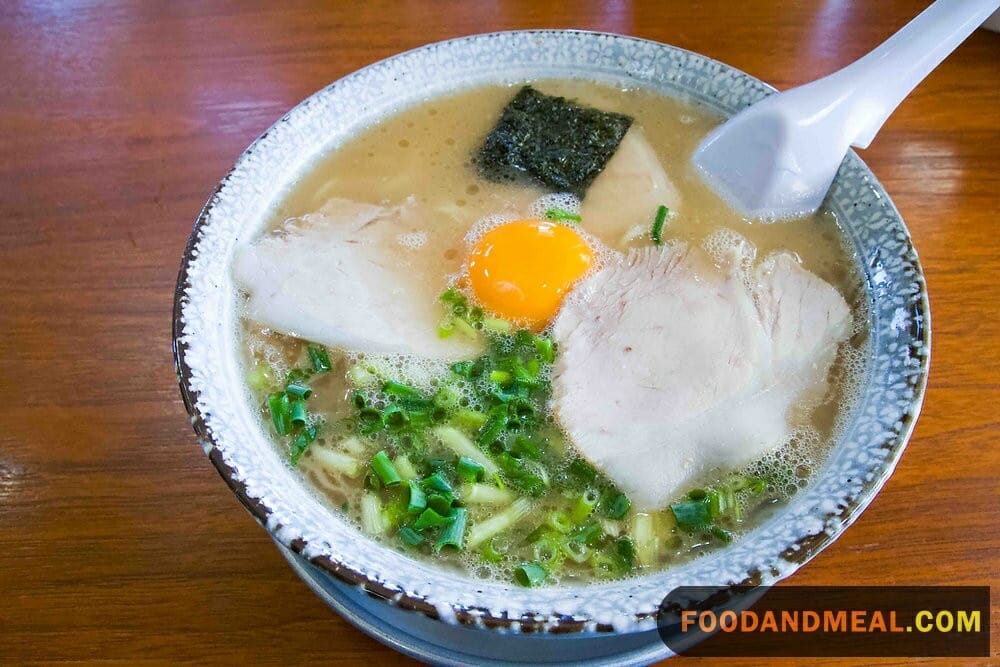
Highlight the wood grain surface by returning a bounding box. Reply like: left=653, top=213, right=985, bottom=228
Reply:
left=0, top=1, right=996, bottom=664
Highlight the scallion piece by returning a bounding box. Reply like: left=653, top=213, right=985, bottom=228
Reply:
left=670, top=499, right=712, bottom=530
left=514, top=562, right=548, bottom=587
left=476, top=407, right=507, bottom=447
left=247, top=366, right=274, bottom=392
left=370, top=450, right=402, bottom=487
left=651, top=204, right=668, bottom=246
left=289, top=425, right=317, bottom=465
left=571, top=488, right=599, bottom=523
left=307, top=345, right=332, bottom=373
left=398, top=525, right=424, bottom=546
left=605, top=493, right=631, bottom=520
left=533, top=335, right=555, bottom=363
left=422, top=471, right=454, bottom=495
left=267, top=392, right=292, bottom=436
left=544, top=207, right=582, bottom=223
left=710, top=526, right=733, bottom=543
left=434, top=507, right=467, bottom=551
left=289, top=398, right=308, bottom=427
left=568, top=458, right=597, bottom=484
left=383, top=380, right=422, bottom=400
left=407, top=479, right=427, bottom=514
left=412, top=508, right=454, bottom=530
left=489, top=369, right=513, bottom=386
left=457, top=456, right=485, bottom=483
left=546, top=511, right=573, bottom=534
left=560, top=538, right=591, bottom=563
left=479, top=536, right=508, bottom=563
left=427, top=493, right=453, bottom=516
left=285, top=382, right=312, bottom=399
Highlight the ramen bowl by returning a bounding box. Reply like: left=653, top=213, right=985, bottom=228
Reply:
left=172, top=31, right=929, bottom=665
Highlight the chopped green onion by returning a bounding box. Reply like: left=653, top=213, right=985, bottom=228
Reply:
left=267, top=392, right=292, bottom=436
left=412, top=508, right=454, bottom=530
left=482, top=317, right=513, bottom=333
left=615, top=537, right=636, bottom=570
left=427, top=493, right=453, bottom=515
left=544, top=207, right=582, bottom=223
left=489, top=369, right=513, bottom=386
left=457, top=456, right=485, bottom=483
left=308, top=446, right=360, bottom=477
left=479, top=536, right=508, bottom=563
left=307, top=345, right=332, bottom=373
left=568, top=458, right=597, bottom=484
left=437, top=320, right=455, bottom=339
left=422, top=471, right=454, bottom=495
left=394, top=454, right=418, bottom=481
left=476, top=407, right=507, bottom=447
left=467, top=497, right=532, bottom=548
left=559, top=538, right=591, bottom=563
left=532, top=535, right=563, bottom=569
left=514, top=562, right=548, bottom=587
left=433, top=385, right=462, bottom=412
left=286, top=368, right=312, bottom=385
left=449, top=360, right=474, bottom=378
left=247, top=366, right=274, bottom=392
left=398, top=525, right=425, bottom=546
left=632, top=513, right=659, bottom=567
left=289, top=398, right=308, bottom=427
left=546, top=511, right=573, bottom=534
left=670, top=499, right=712, bottom=530
left=433, top=426, right=500, bottom=477
left=651, top=205, right=668, bottom=246
left=434, top=507, right=467, bottom=551
left=710, top=526, right=733, bottom=543
left=406, top=480, right=427, bottom=514
left=460, top=483, right=514, bottom=505
left=452, top=409, right=488, bottom=432
left=568, top=521, right=604, bottom=547
left=382, top=380, right=422, bottom=400
left=604, top=493, right=631, bottom=520
left=571, top=488, right=599, bottom=523
left=360, top=493, right=389, bottom=535
left=452, top=317, right=478, bottom=339
left=285, top=382, right=312, bottom=399
left=289, top=425, right=317, bottom=465
left=370, top=450, right=402, bottom=487
left=533, top=336, right=555, bottom=363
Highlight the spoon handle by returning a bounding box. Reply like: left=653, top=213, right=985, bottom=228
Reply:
left=825, top=0, right=999, bottom=149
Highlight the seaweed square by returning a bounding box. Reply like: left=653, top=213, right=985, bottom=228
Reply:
left=475, top=86, right=633, bottom=197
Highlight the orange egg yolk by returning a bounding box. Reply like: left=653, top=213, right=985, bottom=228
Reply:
left=467, top=219, right=594, bottom=329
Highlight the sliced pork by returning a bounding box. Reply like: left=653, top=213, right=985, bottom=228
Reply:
left=551, top=243, right=851, bottom=509
left=232, top=197, right=482, bottom=360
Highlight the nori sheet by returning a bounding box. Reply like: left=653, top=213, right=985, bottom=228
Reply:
left=475, top=86, right=633, bottom=197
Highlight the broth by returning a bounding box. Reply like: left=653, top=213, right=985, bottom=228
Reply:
left=237, top=80, right=868, bottom=586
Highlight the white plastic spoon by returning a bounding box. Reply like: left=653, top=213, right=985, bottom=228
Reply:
left=693, top=0, right=999, bottom=220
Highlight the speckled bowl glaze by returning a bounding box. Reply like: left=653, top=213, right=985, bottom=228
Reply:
left=173, top=31, right=929, bottom=664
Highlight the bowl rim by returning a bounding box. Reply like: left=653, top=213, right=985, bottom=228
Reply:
left=172, top=29, right=931, bottom=635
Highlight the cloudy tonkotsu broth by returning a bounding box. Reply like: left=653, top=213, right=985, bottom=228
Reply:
left=236, top=80, right=867, bottom=586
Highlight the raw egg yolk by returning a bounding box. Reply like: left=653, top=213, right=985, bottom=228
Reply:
left=467, top=219, right=594, bottom=328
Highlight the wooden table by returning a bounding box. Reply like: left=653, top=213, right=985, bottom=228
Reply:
left=1, top=1, right=996, bottom=664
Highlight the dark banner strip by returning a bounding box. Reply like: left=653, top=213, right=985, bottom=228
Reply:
left=657, top=586, right=990, bottom=657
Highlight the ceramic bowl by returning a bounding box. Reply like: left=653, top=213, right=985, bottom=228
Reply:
left=173, top=30, right=930, bottom=665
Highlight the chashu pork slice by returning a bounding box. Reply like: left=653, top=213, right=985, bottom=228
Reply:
left=232, top=196, right=481, bottom=360
left=551, top=244, right=852, bottom=509
left=579, top=126, right=682, bottom=247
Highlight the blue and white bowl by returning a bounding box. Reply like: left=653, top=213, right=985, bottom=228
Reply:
left=172, top=31, right=930, bottom=665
